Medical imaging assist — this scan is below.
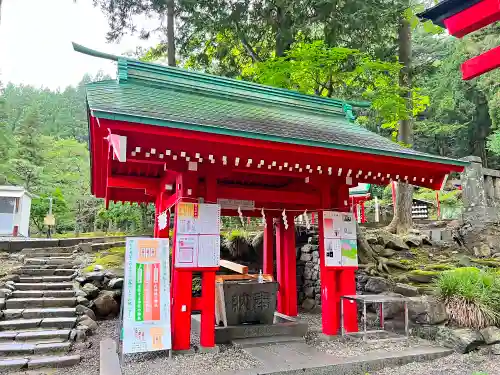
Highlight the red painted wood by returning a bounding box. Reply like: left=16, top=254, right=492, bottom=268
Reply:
left=462, top=45, right=500, bottom=80
left=339, top=268, right=358, bottom=333
left=171, top=269, right=192, bottom=351
left=444, top=0, right=500, bottom=38
left=361, top=202, right=366, bottom=223
left=263, top=216, right=274, bottom=275
left=283, top=213, right=297, bottom=316
left=108, top=176, right=159, bottom=191
left=275, top=219, right=286, bottom=314
left=217, top=185, right=320, bottom=205
left=154, top=193, right=160, bottom=238
left=191, top=297, right=203, bottom=311
left=200, top=271, right=216, bottom=348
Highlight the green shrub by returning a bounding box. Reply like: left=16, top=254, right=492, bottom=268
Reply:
left=435, top=267, right=500, bottom=328
left=224, top=230, right=251, bottom=259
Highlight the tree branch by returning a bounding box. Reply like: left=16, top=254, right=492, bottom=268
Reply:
left=234, top=22, right=262, bottom=62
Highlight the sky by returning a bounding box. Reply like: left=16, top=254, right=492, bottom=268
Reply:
left=0, top=0, right=161, bottom=90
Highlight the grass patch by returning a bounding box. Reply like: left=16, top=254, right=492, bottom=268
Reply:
left=84, top=247, right=125, bottom=272
left=435, top=267, right=500, bottom=328
left=424, top=264, right=456, bottom=271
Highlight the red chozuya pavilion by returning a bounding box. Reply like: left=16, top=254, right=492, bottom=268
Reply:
left=73, top=43, right=467, bottom=351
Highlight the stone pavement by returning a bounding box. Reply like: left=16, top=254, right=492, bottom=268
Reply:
left=215, top=341, right=454, bottom=375
left=0, top=246, right=82, bottom=371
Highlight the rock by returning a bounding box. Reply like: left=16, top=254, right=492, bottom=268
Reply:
left=75, top=277, right=86, bottom=285
left=393, top=283, right=419, bottom=297
left=301, top=244, right=314, bottom=253
left=377, top=292, right=405, bottom=319
left=312, top=251, right=319, bottom=261
left=407, top=271, right=439, bottom=284
left=85, top=271, right=105, bottom=282
left=379, top=248, right=396, bottom=258
left=302, top=298, right=316, bottom=311
left=372, top=245, right=385, bottom=254
left=75, top=305, right=97, bottom=321
left=314, top=294, right=321, bottom=304
left=407, top=296, right=448, bottom=325
left=404, top=235, right=422, bottom=247
left=0, top=288, right=12, bottom=298
left=436, top=327, right=484, bottom=354
left=474, top=243, right=492, bottom=258
left=304, top=287, right=314, bottom=298
left=300, top=253, right=312, bottom=262
left=108, top=278, right=123, bottom=290
left=82, top=283, right=100, bottom=299
left=0, top=298, right=5, bottom=310
left=104, top=271, right=116, bottom=279
left=480, top=326, right=500, bottom=345
left=5, top=281, right=16, bottom=288
left=113, top=289, right=122, bottom=300
left=4, top=274, right=20, bottom=283
left=365, top=277, right=392, bottom=294
left=311, top=271, right=319, bottom=281
left=376, top=231, right=409, bottom=251
left=304, top=269, right=313, bottom=280
left=76, top=296, right=90, bottom=307
left=79, top=317, right=98, bottom=333
left=4, top=283, right=15, bottom=291
left=491, top=343, right=500, bottom=355
left=366, top=234, right=378, bottom=245
left=75, top=290, right=87, bottom=298
left=93, top=265, right=104, bottom=272
left=78, top=243, right=92, bottom=253
left=70, top=328, right=87, bottom=342
left=93, top=291, right=119, bottom=317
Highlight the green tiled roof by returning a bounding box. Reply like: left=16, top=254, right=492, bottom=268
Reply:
left=75, top=43, right=467, bottom=167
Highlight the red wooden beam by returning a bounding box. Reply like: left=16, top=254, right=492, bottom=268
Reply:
left=217, top=185, right=319, bottom=205
left=444, top=0, right=500, bottom=38
left=108, top=175, right=159, bottom=190
left=462, top=45, right=500, bottom=80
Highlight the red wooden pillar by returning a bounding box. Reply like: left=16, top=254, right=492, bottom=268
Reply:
left=263, top=215, right=274, bottom=275
left=360, top=201, right=366, bottom=223
left=154, top=193, right=160, bottom=238
left=275, top=218, right=286, bottom=314
left=199, top=174, right=217, bottom=349
left=283, top=213, right=297, bottom=316
left=171, top=172, right=197, bottom=351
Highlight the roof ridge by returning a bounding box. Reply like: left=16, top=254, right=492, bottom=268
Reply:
left=73, top=42, right=369, bottom=119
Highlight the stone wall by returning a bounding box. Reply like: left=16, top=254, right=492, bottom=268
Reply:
left=296, top=231, right=321, bottom=309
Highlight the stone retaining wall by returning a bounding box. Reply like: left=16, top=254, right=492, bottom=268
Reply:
left=0, top=236, right=126, bottom=252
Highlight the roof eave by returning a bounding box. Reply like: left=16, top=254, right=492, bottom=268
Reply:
left=417, top=0, right=483, bottom=26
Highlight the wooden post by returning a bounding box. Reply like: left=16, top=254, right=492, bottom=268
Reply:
left=263, top=215, right=274, bottom=275
left=275, top=218, right=286, bottom=314
left=283, top=212, right=297, bottom=316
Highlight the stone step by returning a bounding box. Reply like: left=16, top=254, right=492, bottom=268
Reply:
left=17, top=268, right=76, bottom=277
left=15, top=282, right=74, bottom=290
left=24, top=258, right=74, bottom=266
left=12, top=290, right=75, bottom=298
left=0, top=317, right=77, bottom=331
left=19, top=276, right=74, bottom=283
left=0, top=341, right=71, bottom=357
left=23, top=252, right=75, bottom=258
left=16, top=264, right=76, bottom=270
left=2, top=308, right=76, bottom=320
left=6, top=298, right=77, bottom=309
left=0, top=329, right=71, bottom=343
left=231, top=336, right=305, bottom=348
left=0, top=354, right=80, bottom=371
left=20, top=246, right=76, bottom=255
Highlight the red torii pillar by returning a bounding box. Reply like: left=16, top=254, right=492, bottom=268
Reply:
left=262, top=215, right=274, bottom=276
left=319, top=184, right=358, bottom=336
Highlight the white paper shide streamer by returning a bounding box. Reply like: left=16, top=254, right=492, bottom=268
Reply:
left=282, top=209, right=288, bottom=230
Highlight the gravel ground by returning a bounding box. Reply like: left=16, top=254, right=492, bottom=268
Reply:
left=12, top=318, right=260, bottom=375
left=372, top=352, right=500, bottom=375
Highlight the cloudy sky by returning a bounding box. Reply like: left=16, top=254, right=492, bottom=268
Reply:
left=0, top=0, right=161, bottom=90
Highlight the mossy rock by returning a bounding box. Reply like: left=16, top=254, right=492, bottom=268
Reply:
left=424, top=264, right=455, bottom=271
left=407, top=270, right=440, bottom=283
left=470, top=258, right=500, bottom=268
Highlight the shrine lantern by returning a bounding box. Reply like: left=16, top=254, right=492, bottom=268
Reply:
left=418, top=0, right=500, bottom=80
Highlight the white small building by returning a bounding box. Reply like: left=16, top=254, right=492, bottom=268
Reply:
left=0, top=186, right=32, bottom=237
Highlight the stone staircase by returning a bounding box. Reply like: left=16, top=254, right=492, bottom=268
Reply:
left=0, top=246, right=82, bottom=371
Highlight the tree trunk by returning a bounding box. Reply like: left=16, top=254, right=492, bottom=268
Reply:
left=386, top=16, right=413, bottom=234
left=167, top=0, right=176, bottom=67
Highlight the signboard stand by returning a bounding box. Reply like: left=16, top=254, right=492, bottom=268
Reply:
left=319, top=211, right=358, bottom=336
left=171, top=202, right=221, bottom=351
left=121, top=238, right=172, bottom=358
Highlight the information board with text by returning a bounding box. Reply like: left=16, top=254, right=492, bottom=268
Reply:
left=175, top=202, right=221, bottom=269
left=323, top=211, right=358, bottom=267
left=122, top=238, right=171, bottom=354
